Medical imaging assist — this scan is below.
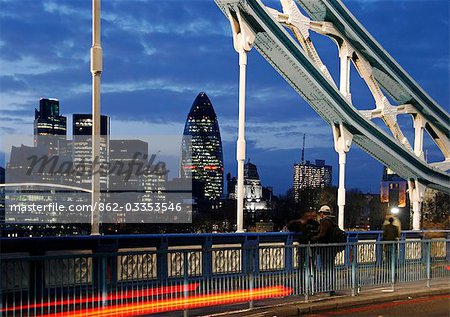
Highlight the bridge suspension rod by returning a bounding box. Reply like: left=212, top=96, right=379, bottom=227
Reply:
left=333, top=123, right=353, bottom=229
left=228, top=6, right=255, bottom=232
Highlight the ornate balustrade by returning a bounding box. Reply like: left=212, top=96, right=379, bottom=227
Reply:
left=1, top=231, right=449, bottom=316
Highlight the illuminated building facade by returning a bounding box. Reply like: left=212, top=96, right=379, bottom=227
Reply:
left=73, top=114, right=110, bottom=136
left=34, top=98, right=67, bottom=154
left=6, top=100, right=68, bottom=223
left=380, top=167, right=407, bottom=208
left=293, top=159, right=332, bottom=202
left=228, top=161, right=272, bottom=224
left=34, top=98, right=67, bottom=136
left=181, top=92, right=224, bottom=205
left=380, top=166, right=409, bottom=229
left=72, top=114, right=110, bottom=189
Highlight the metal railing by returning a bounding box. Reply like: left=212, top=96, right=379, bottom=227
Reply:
left=1, top=236, right=449, bottom=316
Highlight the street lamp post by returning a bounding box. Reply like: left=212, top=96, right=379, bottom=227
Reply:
left=90, top=0, right=102, bottom=235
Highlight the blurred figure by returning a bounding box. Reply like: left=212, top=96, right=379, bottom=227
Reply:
left=286, top=211, right=319, bottom=244
left=382, top=217, right=400, bottom=265
left=286, top=211, right=319, bottom=294
left=310, top=205, right=341, bottom=296
left=383, top=213, right=401, bottom=236
left=382, top=217, right=399, bottom=241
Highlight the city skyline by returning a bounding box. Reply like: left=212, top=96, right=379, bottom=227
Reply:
left=6, top=96, right=352, bottom=197
left=0, top=0, right=448, bottom=195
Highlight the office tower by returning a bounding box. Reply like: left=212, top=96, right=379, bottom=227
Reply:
left=109, top=139, right=149, bottom=191
left=73, top=114, right=110, bottom=136
left=109, top=139, right=170, bottom=223
left=143, top=161, right=167, bottom=202
left=293, top=159, right=332, bottom=202
left=72, top=114, right=110, bottom=189
left=180, top=92, right=224, bottom=205
left=34, top=98, right=67, bottom=136
left=109, top=139, right=148, bottom=223
left=34, top=98, right=67, bottom=154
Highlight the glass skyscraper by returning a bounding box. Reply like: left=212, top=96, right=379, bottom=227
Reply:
left=34, top=98, right=67, bottom=154
left=34, top=98, right=67, bottom=137
left=181, top=92, right=224, bottom=203
left=73, top=114, right=110, bottom=136
left=72, top=114, right=110, bottom=189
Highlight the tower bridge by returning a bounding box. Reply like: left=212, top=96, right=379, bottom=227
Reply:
left=215, top=0, right=449, bottom=230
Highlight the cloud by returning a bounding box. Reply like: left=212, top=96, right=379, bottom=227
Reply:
left=42, top=1, right=90, bottom=19
left=141, top=42, right=157, bottom=56
left=111, top=118, right=184, bottom=137
left=0, top=115, right=33, bottom=135
left=104, top=11, right=229, bottom=37
left=106, top=116, right=331, bottom=153
left=0, top=91, right=38, bottom=111
left=249, top=87, right=295, bottom=102
left=432, top=58, right=450, bottom=70
left=219, top=118, right=332, bottom=150
left=69, top=79, right=236, bottom=99
left=0, top=56, right=65, bottom=76
left=41, top=0, right=230, bottom=38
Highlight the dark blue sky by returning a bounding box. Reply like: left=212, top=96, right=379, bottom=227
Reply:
left=0, top=0, right=448, bottom=194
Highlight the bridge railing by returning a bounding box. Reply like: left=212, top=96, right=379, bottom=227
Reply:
left=1, top=232, right=449, bottom=316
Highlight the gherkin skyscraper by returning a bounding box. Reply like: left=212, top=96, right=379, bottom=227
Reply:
left=181, top=92, right=224, bottom=203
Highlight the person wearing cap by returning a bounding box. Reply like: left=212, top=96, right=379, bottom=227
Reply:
left=310, top=205, right=335, bottom=243
left=310, top=205, right=339, bottom=296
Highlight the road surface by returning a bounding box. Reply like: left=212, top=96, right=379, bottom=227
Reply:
left=304, top=294, right=450, bottom=317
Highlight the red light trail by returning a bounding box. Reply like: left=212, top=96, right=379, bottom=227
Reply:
left=30, top=286, right=292, bottom=317
left=1, top=283, right=199, bottom=313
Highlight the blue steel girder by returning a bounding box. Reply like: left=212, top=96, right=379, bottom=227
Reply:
left=215, top=0, right=450, bottom=193
left=296, top=0, right=449, bottom=136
